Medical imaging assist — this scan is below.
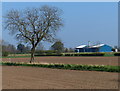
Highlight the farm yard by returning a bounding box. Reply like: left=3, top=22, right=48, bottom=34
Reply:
left=2, top=56, right=119, bottom=89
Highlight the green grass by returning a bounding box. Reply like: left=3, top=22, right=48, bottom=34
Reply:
left=1, top=61, right=120, bottom=73
left=2, top=56, right=31, bottom=58
left=1, top=53, right=31, bottom=58
left=104, top=53, right=115, bottom=57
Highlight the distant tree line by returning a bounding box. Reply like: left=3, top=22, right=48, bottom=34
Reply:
left=2, top=40, right=75, bottom=57
left=17, top=44, right=30, bottom=53
left=35, top=40, right=75, bottom=56
left=2, top=40, right=31, bottom=56
left=2, top=39, right=120, bottom=57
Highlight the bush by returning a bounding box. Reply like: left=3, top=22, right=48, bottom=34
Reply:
left=70, top=54, right=74, bottom=56
left=2, top=51, right=9, bottom=57
left=35, top=50, right=59, bottom=56
left=46, top=53, right=62, bottom=56
left=64, top=54, right=72, bottom=56
left=64, top=53, right=105, bottom=56
left=35, top=51, right=105, bottom=57
left=80, top=52, right=105, bottom=56
left=114, top=52, right=120, bottom=56
left=35, top=54, right=46, bottom=56
left=64, top=54, right=70, bottom=56
left=35, top=53, right=63, bottom=56
left=74, top=54, right=80, bottom=56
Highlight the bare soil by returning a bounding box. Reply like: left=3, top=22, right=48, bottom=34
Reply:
left=2, top=57, right=118, bottom=66
left=2, top=66, right=118, bottom=89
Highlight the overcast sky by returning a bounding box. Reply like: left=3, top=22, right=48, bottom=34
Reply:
left=2, top=2, right=118, bottom=49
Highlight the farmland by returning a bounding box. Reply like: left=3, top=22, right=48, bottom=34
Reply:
left=2, top=56, right=118, bottom=66
left=2, top=66, right=118, bottom=89
left=2, top=56, right=119, bottom=89
left=2, top=2, right=119, bottom=89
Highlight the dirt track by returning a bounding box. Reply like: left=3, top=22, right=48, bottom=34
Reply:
left=3, top=57, right=118, bottom=66
left=2, top=66, right=118, bottom=89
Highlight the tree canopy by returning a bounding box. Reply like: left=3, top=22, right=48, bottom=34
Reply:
left=5, top=5, right=63, bottom=62
left=51, top=40, right=64, bottom=53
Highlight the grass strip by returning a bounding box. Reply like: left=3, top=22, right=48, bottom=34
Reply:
left=1, top=56, right=31, bottom=58
left=1, top=61, right=120, bottom=73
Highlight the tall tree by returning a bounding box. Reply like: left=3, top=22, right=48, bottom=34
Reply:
left=4, top=5, right=63, bottom=62
left=68, top=48, right=75, bottom=52
left=64, top=48, right=69, bottom=53
left=51, top=40, right=64, bottom=53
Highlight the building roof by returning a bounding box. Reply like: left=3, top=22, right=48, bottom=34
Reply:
left=91, top=44, right=105, bottom=48
left=76, top=45, right=87, bottom=48
left=76, top=44, right=107, bottom=49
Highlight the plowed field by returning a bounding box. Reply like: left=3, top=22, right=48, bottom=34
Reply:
left=2, top=57, right=118, bottom=65
left=2, top=66, right=118, bottom=89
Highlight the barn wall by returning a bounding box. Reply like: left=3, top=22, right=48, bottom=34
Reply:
left=90, top=48, right=99, bottom=52
left=99, top=45, right=112, bottom=52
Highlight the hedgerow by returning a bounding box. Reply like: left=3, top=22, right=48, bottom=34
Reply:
left=1, top=61, right=120, bottom=73
left=114, top=52, right=120, bottom=56
left=64, top=52, right=105, bottom=56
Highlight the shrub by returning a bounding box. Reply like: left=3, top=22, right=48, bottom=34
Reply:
left=114, top=52, right=120, bottom=56
left=79, top=52, right=105, bottom=56
left=64, top=53, right=105, bottom=56
left=64, top=54, right=71, bottom=56
left=64, top=54, right=74, bottom=56
left=70, top=54, right=74, bottom=56
left=35, top=50, right=62, bottom=56
left=35, top=53, right=63, bottom=56
left=46, top=53, right=62, bottom=56
left=64, top=54, right=70, bottom=56
left=74, top=54, right=80, bottom=56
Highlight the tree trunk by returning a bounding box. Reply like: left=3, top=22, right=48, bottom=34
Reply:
left=30, top=47, right=35, bottom=63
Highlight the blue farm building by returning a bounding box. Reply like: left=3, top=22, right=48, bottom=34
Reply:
left=75, top=44, right=112, bottom=52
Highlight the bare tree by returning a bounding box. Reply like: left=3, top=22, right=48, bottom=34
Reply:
left=4, top=5, right=63, bottom=62
left=36, top=43, right=45, bottom=51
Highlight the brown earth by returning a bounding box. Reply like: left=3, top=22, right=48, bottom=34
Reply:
left=2, top=66, right=118, bottom=89
left=2, top=57, right=118, bottom=66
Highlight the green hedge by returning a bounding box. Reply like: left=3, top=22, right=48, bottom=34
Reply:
left=35, top=50, right=56, bottom=54
left=35, top=50, right=62, bottom=56
left=64, top=53, right=105, bottom=56
left=35, top=52, right=111, bottom=57
left=74, top=54, right=81, bottom=56
left=64, top=54, right=74, bottom=56
left=35, top=52, right=105, bottom=57
left=35, top=53, right=62, bottom=56
left=1, top=61, right=120, bottom=73
left=114, top=52, right=120, bottom=56
left=79, top=53, right=105, bottom=56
